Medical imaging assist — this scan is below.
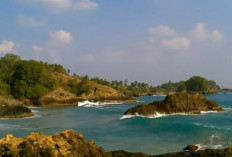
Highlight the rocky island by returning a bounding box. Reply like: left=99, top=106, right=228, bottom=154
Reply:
left=0, top=96, right=33, bottom=119
left=123, top=92, right=223, bottom=119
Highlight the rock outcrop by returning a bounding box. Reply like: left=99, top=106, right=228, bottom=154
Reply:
left=112, top=148, right=232, bottom=157
left=37, top=87, right=135, bottom=107
left=0, top=96, right=33, bottom=118
left=153, top=148, right=232, bottom=157
left=183, top=144, right=199, bottom=151
left=38, top=88, right=79, bottom=107
left=0, top=129, right=107, bottom=157
left=1, top=130, right=232, bottom=157
left=108, top=150, right=152, bottom=157
left=124, top=92, right=223, bottom=118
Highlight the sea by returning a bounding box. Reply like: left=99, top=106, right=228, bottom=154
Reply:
left=0, top=93, right=232, bottom=155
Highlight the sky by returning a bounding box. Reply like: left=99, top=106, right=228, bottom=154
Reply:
left=0, top=0, right=231, bottom=87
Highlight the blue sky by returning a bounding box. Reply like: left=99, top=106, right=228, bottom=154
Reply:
left=0, top=0, right=231, bottom=87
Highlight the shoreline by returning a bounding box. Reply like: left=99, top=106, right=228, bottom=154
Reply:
left=0, top=113, right=34, bottom=119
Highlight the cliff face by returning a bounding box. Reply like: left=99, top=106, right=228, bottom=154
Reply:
left=0, top=129, right=107, bottom=157
left=124, top=92, right=223, bottom=117
left=38, top=88, right=79, bottom=107
left=0, top=96, right=33, bottom=118
left=37, top=87, right=135, bottom=107
left=78, top=82, right=134, bottom=102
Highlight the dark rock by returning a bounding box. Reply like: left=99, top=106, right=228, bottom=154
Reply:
left=124, top=91, right=223, bottom=118
left=154, top=148, right=232, bottom=157
left=108, top=150, right=152, bottom=157
left=0, top=96, right=33, bottom=118
left=183, top=144, right=199, bottom=151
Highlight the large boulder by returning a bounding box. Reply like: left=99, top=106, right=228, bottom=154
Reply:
left=0, top=129, right=107, bottom=157
left=123, top=92, right=223, bottom=118
left=0, top=96, right=33, bottom=118
left=184, top=144, right=199, bottom=151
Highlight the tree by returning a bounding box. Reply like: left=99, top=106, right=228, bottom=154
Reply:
left=176, top=81, right=186, bottom=92
left=0, top=53, right=21, bottom=84
left=185, top=76, right=210, bottom=93
left=11, top=60, right=54, bottom=99
left=0, top=79, right=10, bottom=96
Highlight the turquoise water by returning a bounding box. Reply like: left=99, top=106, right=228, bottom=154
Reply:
left=1, top=94, right=232, bottom=155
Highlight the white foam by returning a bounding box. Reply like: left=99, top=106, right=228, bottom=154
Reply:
left=78, top=100, right=123, bottom=107
left=193, top=122, right=232, bottom=131
left=200, top=111, right=218, bottom=114
left=120, top=114, right=137, bottom=120
left=223, top=107, right=232, bottom=110
left=31, top=110, right=39, bottom=113
left=137, top=100, right=146, bottom=103
left=121, top=110, right=219, bottom=120
left=196, top=144, right=223, bottom=150
left=120, top=112, right=168, bottom=120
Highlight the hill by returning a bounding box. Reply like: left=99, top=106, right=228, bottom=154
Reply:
left=151, top=76, right=221, bottom=95
left=0, top=54, right=134, bottom=107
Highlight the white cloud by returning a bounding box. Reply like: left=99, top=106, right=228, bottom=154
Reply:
left=162, top=37, right=192, bottom=50
left=73, top=0, right=99, bottom=10
left=31, top=30, right=73, bottom=63
left=32, top=45, right=44, bottom=53
left=83, top=54, right=96, bottom=62
left=148, top=23, right=223, bottom=51
left=192, top=23, right=223, bottom=41
left=18, top=15, right=45, bottom=27
left=18, top=0, right=98, bottom=12
left=50, top=30, right=73, bottom=45
left=148, top=26, right=177, bottom=36
left=0, top=40, right=16, bottom=54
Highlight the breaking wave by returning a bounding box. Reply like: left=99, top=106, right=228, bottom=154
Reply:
left=78, top=100, right=123, bottom=107
left=121, top=110, right=219, bottom=120
left=193, top=122, right=232, bottom=131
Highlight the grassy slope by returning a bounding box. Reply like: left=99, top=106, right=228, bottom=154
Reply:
left=37, top=72, right=135, bottom=107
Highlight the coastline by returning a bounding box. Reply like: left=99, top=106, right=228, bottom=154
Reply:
left=0, top=129, right=231, bottom=157
left=0, top=112, right=34, bottom=119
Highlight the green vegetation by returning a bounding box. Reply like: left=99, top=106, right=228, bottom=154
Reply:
left=151, top=76, right=220, bottom=94
left=90, top=77, right=151, bottom=96
left=0, top=53, right=223, bottom=104
left=0, top=54, right=68, bottom=100
left=91, top=76, right=221, bottom=95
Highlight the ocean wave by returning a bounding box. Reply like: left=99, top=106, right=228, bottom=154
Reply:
left=31, top=110, right=39, bottom=113
left=195, top=134, right=223, bottom=150
left=121, top=112, right=173, bottom=120
left=193, top=122, right=232, bottom=131
left=78, top=100, right=123, bottom=107
left=121, top=110, right=219, bottom=120
left=223, top=107, right=232, bottom=110
left=200, top=111, right=218, bottom=114
left=0, top=123, right=30, bottom=130
left=196, top=144, right=223, bottom=150
left=136, top=100, right=146, bottom=103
